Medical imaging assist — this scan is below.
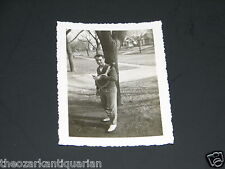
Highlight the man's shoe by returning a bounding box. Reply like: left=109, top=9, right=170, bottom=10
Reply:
left=102, top=117, right=110, bottom=122
left=107, top=124, right=117, bottom=132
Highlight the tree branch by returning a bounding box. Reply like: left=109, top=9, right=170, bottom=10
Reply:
left=68, top=30, right=84, bottom=43
left=66, top=29, right=71, bottom=35
left=87, top=31, right=97, bottom=40
left=78, top=38, right=96, bottom=49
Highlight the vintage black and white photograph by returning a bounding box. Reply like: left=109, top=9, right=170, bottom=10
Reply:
left=57, top=21, right=173, bottom=146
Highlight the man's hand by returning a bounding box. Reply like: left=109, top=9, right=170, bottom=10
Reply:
left=92, top=75, right=104, bottom=81
left=92, top=75, right=97, bottom=80
left=93, top=75, right=100, bottom=81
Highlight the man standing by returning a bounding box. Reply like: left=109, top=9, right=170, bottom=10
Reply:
left=93, top=54, right=118, bottom=132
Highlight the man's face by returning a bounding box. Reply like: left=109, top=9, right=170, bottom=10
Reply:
left=95, top=57, right=105, bottom=67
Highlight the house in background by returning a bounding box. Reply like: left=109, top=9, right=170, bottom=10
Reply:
left=123, top=29, right=154, bottom=48
left=123, top=37, right=137, bottom=47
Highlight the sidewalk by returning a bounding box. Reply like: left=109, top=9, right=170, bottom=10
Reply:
left=68, top=57, right=156, bottom=90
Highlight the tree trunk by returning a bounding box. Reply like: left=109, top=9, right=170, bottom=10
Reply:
left=66, top=29, right=84, bottom=72
left=86, top=49, right=89, bottom=57
left=66, top=37, right=75, bottom=72
left=96, top=42, right=100, bottom=54
left=96, top=31, right=122, bottom=105
left=138, top=40, right=142, bottom=53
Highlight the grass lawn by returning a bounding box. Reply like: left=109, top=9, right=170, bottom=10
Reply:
left=68, top=57, right=137, bottom=74
left=118, top=45, right=156, bottom=66
left=68, top=45, right=156, bottom=73
left=69, top=77, right=163, bottom=137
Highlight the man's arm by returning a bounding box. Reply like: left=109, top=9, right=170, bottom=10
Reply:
left=103, top=67, right=118, bottom=81
left=94, top=67, right=100, bottom=95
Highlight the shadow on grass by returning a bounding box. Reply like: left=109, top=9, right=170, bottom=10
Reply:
left=69, top=100, right=99, bottom=107
left=70, top=116, right=107, bottom=131
left=69, top=77, right=163, bottom=137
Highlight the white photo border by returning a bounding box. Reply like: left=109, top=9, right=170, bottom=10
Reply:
left=57, top=21, right=174, bottom=146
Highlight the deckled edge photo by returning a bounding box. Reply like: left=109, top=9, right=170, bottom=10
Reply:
left=57, top=21, right=174, bottom=146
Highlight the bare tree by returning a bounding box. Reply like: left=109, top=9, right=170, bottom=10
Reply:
left=68, top=30, right=84, bottom=43
left=137, top=34, right=143, bottom=53
left=66, top=30, right=84, bottom=72
left=78, top=38, right=90, bottom=56
left=79, top=31, right=101, bottom=55
left=66, top=29, right=75, bottom=72
left=126, top=30, right=150, bottom=53
left=87, top=31, right=101, bottom=54
left=132, top=33, right=143, bottom=53
left=96, top=31, right=125, bottom=105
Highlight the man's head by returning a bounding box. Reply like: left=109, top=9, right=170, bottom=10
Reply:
left=94, top=54, right=105, bottom=67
